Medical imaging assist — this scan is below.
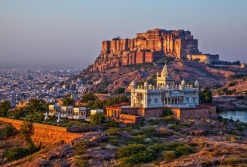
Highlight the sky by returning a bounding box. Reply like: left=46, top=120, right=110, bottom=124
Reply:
left=0, top=0, right=247, bottom=68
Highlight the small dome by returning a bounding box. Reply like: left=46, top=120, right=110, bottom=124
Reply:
left=144, top=81, right=149, bottom=87
left=166, top=84, right=170, bottom=89
left=195, top=80, right=199, bottom=86
left=130, top=80, right=136, bottom=86
left=181, top=79, right=185, bottom=86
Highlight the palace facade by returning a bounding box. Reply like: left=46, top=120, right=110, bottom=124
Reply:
left=105, top=63, right=217, bottom=123
left=130, top=63, right=200, bottom=108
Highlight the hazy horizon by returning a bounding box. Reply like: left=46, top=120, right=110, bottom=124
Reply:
left=0, top=0, right=247, bottom=69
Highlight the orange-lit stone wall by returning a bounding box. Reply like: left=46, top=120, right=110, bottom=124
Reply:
left=0, top=117, right=81, bottom=146
left=101, top=29, right=199, bottom=59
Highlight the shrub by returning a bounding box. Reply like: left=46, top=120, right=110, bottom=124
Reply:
left=229, top=82, right=236, bottom=87
left=237, top=125, right=246, bottom=131
left=89, top=113, right=106, bottom=125
left=163, top=108, right=173, bottom=117
left=118, top=146, right=157, bottom=166
left=73, top=141, right=88, bottom=155
left=200, top=87, right=212, bottom=103
left=24, top=112, right=44, bottom=123
left=62, top=97, right=74, bottom=106
left=163, top=143, right=195, bottom=162
left=155, top=127, right=171, bottom=137
left=106, top=118, right=119, bottom=127
left=113, top=87, right=125, bottom=94
left=7, top=109, right=25, bottom=119
left=0, top=124, right=15, bottom=139
left=163, top=151, right=177, bottom=162
left=117, top=144, right=146, bottom=158
left=4, top=147, right=28, bottom=161
left=139, top=127, right=156, bottom=136
left=81, top=93, right=97, bottom=103
left=147, top=118, right=161, bottom=125
left=75, top=158, right=89, bottom=167
left=117, top=142, right=197, bottom=166
left=129, top=136, right=150, bottom=145
left=0, top=101, right=11, bottom=117
left=225, top=157, right=240, bottom=165
left=175, top=145, right=195, bottom=156
left=163, top=142, right=184, bottom=150
left=4, top=142, right=38, bottom=161
left=20, top=121, right=34, bottom=139
left=109, top=139, right=119, bottom=146
left=106, top=127, right=121, bottom=135
left=164, top=115, right=176, bottom=123
left=170, top=123, right=180, bottom=131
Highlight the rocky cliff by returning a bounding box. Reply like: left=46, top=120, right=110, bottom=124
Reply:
left=88, top=28, right=200, bottom=72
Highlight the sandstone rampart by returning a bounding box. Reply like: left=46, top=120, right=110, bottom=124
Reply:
left=0, top=117, right=82, bottom=146
left=89, top=28, right=200, bottom=71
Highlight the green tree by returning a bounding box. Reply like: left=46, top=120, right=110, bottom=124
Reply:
left=24, top=112, right=44, bottom=123
left=105, top=95, right=129, bottom=106
left=163, top=108, right=173, bottom=117
left=89, top=113, right=106, bottom=125
left=92, top=99, right=105, bottom=109
left=73, top=141, right=88, bottom=155
left=20, top=121, right=34, bottom=140
left=106, top=117, right=119, bottom=127
left=8, top=108, right=25, bottom=119
left=113, top=87, right=125, bottom=94
left=0, top=101, right=11, bottom=117
left=0, top=124, right=15, bottom=139
left=26, top=99, right=45, bottom=113
left=200, top=87, right=212, bottom=103
left=4, top=142, right=38, bottom=161
left=81, top=93, right=97, bottom=103
left=62, top=97, right=74, bottom=106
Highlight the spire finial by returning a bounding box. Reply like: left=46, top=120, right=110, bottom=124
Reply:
left=161, top=61, right=169, bottom=77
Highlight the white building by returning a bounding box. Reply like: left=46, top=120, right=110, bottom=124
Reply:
left=68, top=107, right=87, bottom=120
left=130, top=63, right=200, bottom=108
left=60, top=106, right=73, bottom=118
left=90, top=109, right=104, bottom=115
left=48, top=104, right=61, bottom=116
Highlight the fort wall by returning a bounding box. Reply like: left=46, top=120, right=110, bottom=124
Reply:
left=187, top=54, right=219, bottom=65
left=89, top=28, right=203, bottom=71
left=106, top=105, right=217, bottom=123
left=101, top=29, right=200, bottom=59
left=170, top=106, right=217, bottom=119
left=0, top=117, right=81, bottom=146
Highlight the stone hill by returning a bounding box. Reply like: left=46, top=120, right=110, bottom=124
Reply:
left=80, top=59, right=234, bottom=93
left=88, top=28, right=201, bottom=72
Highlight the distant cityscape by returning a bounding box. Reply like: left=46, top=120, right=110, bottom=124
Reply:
left=0, top=66, right=88, bottom=106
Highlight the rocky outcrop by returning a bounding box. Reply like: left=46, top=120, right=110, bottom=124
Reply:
left=80, top=60, right=234, bottom=93
left=88, top=28, right=200, bottom=72
left=88, top=51, right=163, bottom=72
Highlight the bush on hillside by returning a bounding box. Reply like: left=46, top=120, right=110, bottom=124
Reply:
left=0, top=124, right=15, bottom=139
left=4, top=142, right=38, bottom=161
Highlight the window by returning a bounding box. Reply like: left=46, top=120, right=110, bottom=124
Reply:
left=186, top=98, right=189, bottom=103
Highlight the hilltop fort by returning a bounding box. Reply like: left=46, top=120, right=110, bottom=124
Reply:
left=88, top=28, right=219, bottom=71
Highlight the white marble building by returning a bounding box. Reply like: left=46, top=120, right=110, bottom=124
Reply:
left=130, top=64, right=200, bottom=108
